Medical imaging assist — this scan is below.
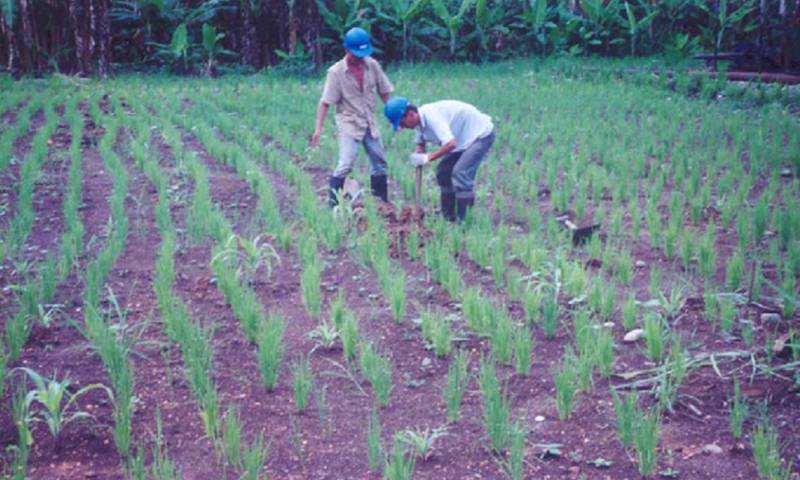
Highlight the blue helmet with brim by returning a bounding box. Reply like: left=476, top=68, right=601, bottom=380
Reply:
left=384, top=97, right=409, bottom=132
left=343, top=27, right=373, bottom=58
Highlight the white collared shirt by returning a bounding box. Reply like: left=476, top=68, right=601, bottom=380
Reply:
left=414, top=100, right=493, bottom=152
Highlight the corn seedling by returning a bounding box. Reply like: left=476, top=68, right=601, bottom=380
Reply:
left=406, top=226, right=420, bottom=260
left=395, top=425, right=448, bottom=461
left=479, top=355, right=511, bottom=452
left=292, top=355, right=314, bottom=414
left=257, top=314, right=285, bottom=391
left=16, top=367, right=111, bottom=440
left=308, top=321, right=339, bottom=352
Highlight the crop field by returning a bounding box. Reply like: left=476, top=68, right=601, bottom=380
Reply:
left=0, top=60, right=798, bottom=480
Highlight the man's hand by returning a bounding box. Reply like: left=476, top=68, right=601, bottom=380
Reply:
left=310, top=130, right=321, bottom=148
left=409, top=153, right=429, bottom=167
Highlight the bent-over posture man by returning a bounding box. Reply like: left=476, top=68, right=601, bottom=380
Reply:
left=311, top=27, right=394, bottom=206
left=384, top=97, right=495, bottom=222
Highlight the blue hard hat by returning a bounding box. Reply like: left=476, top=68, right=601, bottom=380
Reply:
left=343, top=27, right=373, bottom=58
left=384, top=97, right=409, bottom=131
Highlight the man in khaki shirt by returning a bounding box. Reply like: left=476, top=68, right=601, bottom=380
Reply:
left=310, top=27, right=394, bottom=206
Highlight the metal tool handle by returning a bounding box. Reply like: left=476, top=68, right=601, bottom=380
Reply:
left=415, top=166, right=422, bottom=210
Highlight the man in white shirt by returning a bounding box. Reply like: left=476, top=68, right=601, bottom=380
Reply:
left=383, top=97, right=495, bottom=222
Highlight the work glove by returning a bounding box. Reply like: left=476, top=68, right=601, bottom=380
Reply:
left=409, top=153, right=430, bottom=167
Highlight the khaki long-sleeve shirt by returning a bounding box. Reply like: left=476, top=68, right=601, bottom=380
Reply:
left=320, top=56, right=393, bottom=141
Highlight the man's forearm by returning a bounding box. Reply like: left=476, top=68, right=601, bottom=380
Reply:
left=315, top=102, right=329, bottom=133
left=428, top=140, right=456, bottom=162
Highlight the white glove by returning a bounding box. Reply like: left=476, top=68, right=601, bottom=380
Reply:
left=409, top=153, right=430, bottom=167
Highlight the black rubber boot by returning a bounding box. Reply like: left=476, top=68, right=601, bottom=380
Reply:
left=371, top=175, right=388, bottom=203
left=329, top=176, right=345, bottom=207
left=455, top=196, right=474, bottom=223
left=440, top=191, right=456, bottom=222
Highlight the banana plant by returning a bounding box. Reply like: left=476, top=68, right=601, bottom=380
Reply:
left=430, top=0, right=474, bottom=59
left=151, top=22, right=191, bottom=71
left=623, top=1, right=658, bottom=55
left=201, top=22, right=234, bottom=76
left=474, top=0, right=511, bottom=56
left=517, top=0, right=558, bottom=55
left=316, top=0, right=367, bottom=40
left=698, top=0, right=756, bottom=57
left=371, top=0, right=428, bottom=61
left=574, top=0, right=626, bottom=54
left=17, top=367, right=111, bottom=440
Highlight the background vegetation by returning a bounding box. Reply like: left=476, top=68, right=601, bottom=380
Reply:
left=0, top=0, right=798, bottom=76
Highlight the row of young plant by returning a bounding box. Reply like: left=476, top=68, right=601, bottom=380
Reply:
left=0, top=94, right=42, bottom=173
left=0, top=95, right=61, bottom=261
left=0, top=93, right=81, bottom=480
left=78, top=94, right=136, bottom=462
left=129, top=90, right=269, bottom=479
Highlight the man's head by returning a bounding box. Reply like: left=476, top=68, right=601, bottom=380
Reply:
left=384, top=97, right=420, bottom=131
left=343, top=27, right=373, bottom=59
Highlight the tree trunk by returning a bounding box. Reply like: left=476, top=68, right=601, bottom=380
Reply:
left=18, top=0, right=35, bottom=72
left=1, top=19, right=16, bottom=74
left=70, top=0, right=89, bottom=75
left=241, top=7, right=261, bottom=68
left=95, top=0, right=111, bottom=76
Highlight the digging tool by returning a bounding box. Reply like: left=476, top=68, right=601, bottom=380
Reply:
left=414, top=165, right=422, bottom=212
left=556, top=215, right=600, bottom=245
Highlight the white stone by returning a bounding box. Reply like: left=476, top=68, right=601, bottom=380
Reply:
left=623, top=329, right=645, bottom=342
left=703, top=444, right=723, bottom=455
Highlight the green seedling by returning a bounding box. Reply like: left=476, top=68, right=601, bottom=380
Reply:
left=612, top=390, right=638, bottom=449
left=479, top=355, right=511, bottom=453
left=752, top=420, right=793, bottom=480
left=729, top=378, right=748, bottom=440
left=221, top=405, right=243, bottom=469
left=634, top=407, right=661, bottom=478
left=292, top=356, right=314, bottom=414
left=367, top=409, right=384, bottom=472
left=257, top=314, right=285, bottom=391
left=17, top=367, right=111, bottom=439
left=395, top=425, right=448, bottom=461
left=359, top=342, right=393, bottom=407
left=553, top=350, right=577, bottom=421
left=444, top=349, right=470, bottom=423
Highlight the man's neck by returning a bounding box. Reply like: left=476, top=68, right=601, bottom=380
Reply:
left=345, top=54, right=364, bottom=69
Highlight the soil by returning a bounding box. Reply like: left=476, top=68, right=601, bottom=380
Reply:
left=0, top=95, right=797, bottom=480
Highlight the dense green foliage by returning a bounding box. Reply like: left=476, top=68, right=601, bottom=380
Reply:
left=0, top=0, right=798, bottom=75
